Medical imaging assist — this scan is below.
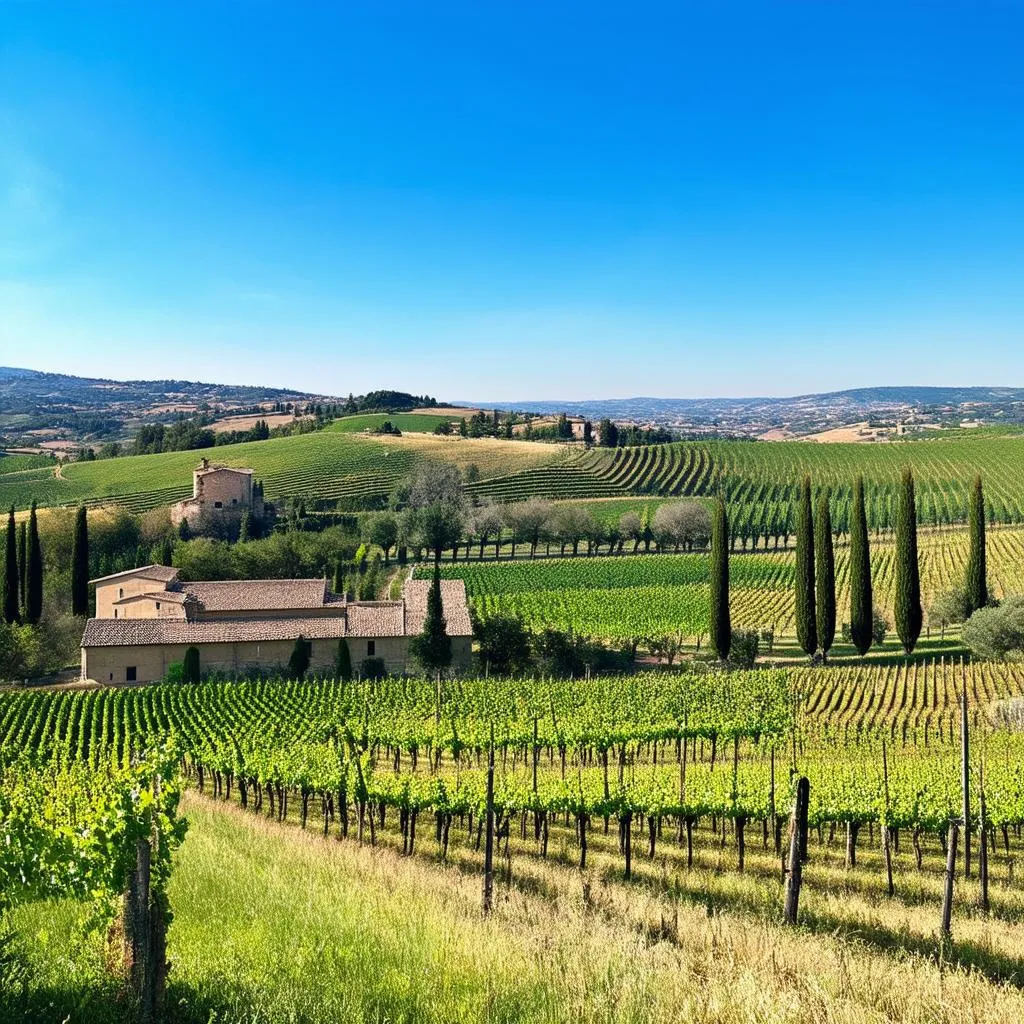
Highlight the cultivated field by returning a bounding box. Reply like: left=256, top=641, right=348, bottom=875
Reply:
left=5, top=668, right=1024, bottom=1022
left=419, top=523, right=1024, bottom=643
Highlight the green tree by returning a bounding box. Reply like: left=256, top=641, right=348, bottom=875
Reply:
left=335, top=638, right=352, bottom=681
left=238, top=510, right=252, bottom=543
left=72, top=505, right=90, bottom=617
left=288, top=636, right=312, bottom=679
left=409, top=563, right=452, bottom=672
left=3, top=508, right=18, bottom=624
left=182, top=645, right=201, bottom=683
left=815, top=491, right=835, bottom=661
left=849, top=476, right=872, bottom=656
left=894, top=467, right=923, bottom=655
left=794, top=476, right=817, bottom=658
left=709, top=498, right=731, bottom=662
left=25, top=502, right=42, bottom=625
left=17, top=521, right=26, bottom=613
left=964, top=474, right=987, bottom=615
left=367, top=513, right=399, bottom=563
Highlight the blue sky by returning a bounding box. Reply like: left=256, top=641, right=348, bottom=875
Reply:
left=2, top=3, right=1023, bottom=400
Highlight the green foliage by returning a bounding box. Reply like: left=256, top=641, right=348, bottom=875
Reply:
left=848, top=476, right=872, bottom=656
left=794, top=476, right=816, bottom=657
left=409, top=565, right=451, bottom=672
left=183, top=646, right=202, bottom=684
left=962, top=596, right=1024, bottom=660
left=814, top=490, right=835, bottom=658
left=288, top=638, right=312, bottom=680
left=3, top=509, right=17, bottom=625
left=894, top=468, right=922, bottom=654
left=472, top=612, right=532, bottom=676
left=965, top=473, right=987, bottom=615
left=709, top=499, right=731, bottom=661
left=728, top=629, right=759, bottom=669
left=24, top=504, right=42, bottom=626
left=335, top=639, right=352, bottom=682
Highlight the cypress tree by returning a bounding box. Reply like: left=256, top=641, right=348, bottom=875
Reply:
left=183, top=645, right=201, bottom=683
left=894, top=467, right=923, bottom=655
left=964, top=474, right=987, bottom=615
left=17, top=521, right=26, bottom=612
left=849, top=476, right=873, bottom=656
left=3, top=507, right=18, bottom=624
left=794, top=476, right=817, bottom=658
left=409, top=562, right=452, bottom=671
left=335, top=638, right=353, bottom=681
left=815, top=491, right=836, bottom=661
left=72, top=505, right=90, bottom=617
left=25, top=502, right=43, bottom=625
left=709, top=498, right=731, bottom=661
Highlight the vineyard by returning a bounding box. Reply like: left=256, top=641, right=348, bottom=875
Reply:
left=470, top=435, right=1024, bottom=539
left=421, top=525, right=1024, bottom=642
left=0, top=430, right=563, bottom=513
left=4, top=664, right=1024, bottom=1020
left=3, top=668, right=1022, bottom=860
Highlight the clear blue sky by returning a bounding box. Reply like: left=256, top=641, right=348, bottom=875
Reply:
left=2, top=3, right=1023, bottom=401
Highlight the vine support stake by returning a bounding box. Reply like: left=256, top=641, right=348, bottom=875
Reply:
left=482, top=722, right=495, bottom=916
left=783, top=775, right=809, bottom=925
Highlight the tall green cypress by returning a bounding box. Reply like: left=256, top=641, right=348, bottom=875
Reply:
left=409, top=562, right=452, bottom=671
left=17, top=521, right=26, bottom=613
left=72, top=505, right=90, bottom=617
left=794, top=476, right=817, bottom=658
left=849, top=476, right=872, bottom=656
left=964, top=474, right=987, bottom=615
left=25, top=501, right=43, bottom=625
left=709, top=498, right=731, bottom=661
left=3, top=507, right=18, bottom=624
left=815, top=491, right=836, bottom=661
left=894, top=467, right=922, bottom=655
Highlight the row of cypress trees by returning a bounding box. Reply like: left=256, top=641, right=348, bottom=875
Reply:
left=3, top=503, right=44, bottom=626
left=714, top=470, right=988, bottom=663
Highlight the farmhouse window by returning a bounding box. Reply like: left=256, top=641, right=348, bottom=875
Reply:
left=214, top=501, right=223, bottom=508
left=156, top=602, right=161, bottom=610
left=367, top=640, right=376, bottom=656
left=119, top=588, right=123, bottom=598
left=231, top=498, right=237, bottom=505
left=114, top=609, right=118, bottom=618
left=126, top=666, right=137, bottom=682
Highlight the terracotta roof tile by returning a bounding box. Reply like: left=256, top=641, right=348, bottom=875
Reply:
left=403, top=579, right=473, bottom=636
left=345, top=602, right=405, bottom=637
left=89, top=564, right=180, bottom=585
left=174, top=578, right=328, bottom=612
left=82, top=616, right=349, bottom=647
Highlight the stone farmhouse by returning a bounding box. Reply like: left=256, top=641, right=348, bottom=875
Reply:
left=80, top=565, right=472, bottom=683
left=170, top=458, right=264, bottom=534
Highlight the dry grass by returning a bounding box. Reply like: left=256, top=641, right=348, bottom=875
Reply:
left=160, top=790, right=1024, bottom=1023
left=368, top=431, right=564, bottom=480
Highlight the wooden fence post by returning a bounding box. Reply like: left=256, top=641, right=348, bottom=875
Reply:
left=960, top=672, right=971, bottom=880
left=783, top=776, right=809, bottom=925
left=941, top=820, right=959, bottom=939
left=482, top=724, right=495, bottom=916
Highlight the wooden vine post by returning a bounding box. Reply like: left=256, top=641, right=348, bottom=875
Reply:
left=960, top=671, right=971, bottom=880
left=881, top=738, right=895, bottom=897
left=941, top=820, right=959, bottom=939
left=482, top=722, right=495, bottom=916
left=783, top=776, right=809, bottom=925
left=123, top=773, right=167, bottom=1024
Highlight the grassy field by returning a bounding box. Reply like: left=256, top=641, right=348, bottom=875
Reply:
left=6, top=779, right=1024, bottom=1024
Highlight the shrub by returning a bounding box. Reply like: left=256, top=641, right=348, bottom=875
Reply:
left=728, top=629, right=760, bottom=670
left=962, top=596, right=1024, bottom=661
left=359, top=656, right=387, bottom=680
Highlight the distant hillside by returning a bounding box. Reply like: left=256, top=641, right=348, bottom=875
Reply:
left=0, top=367, right=439, bottom=448
left=468, top=386, right=1024, bottom=433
